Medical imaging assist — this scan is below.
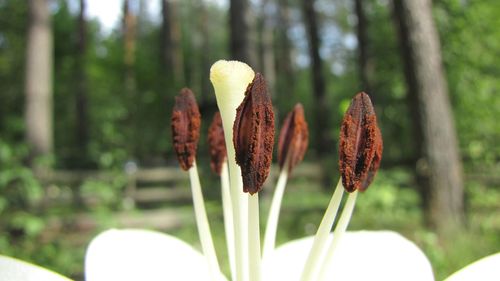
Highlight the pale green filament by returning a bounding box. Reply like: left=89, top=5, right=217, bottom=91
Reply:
left=263, top=164, right=289, bottom=258
left=300, top=178, right=344, bottom=281
left=317, top=190, right=358, bottom=281
left=188, top=161, right=221, bottom=281
left=248, top=194, right=261, bottom=281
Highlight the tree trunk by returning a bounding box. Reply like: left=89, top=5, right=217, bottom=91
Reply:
left=123, top=0, right=136, bottom=92
left=301, top=0, right=330, bottom=156
left=123, top=0, right=138, bottom=156
left=275, top=0, right=295, bottom=110
left=181, top=0, right=193, bottom=88
left=137, top=0, right=147, bottom=34
left=229, top=0, right=256, bottom=66
left=393, top=0, right=464, bottom=233
left=161, top=0, right=184, bottom=87
left=162, top=0, right=185, bottom=87
left=197, top=1, right=211, bottom=102
left=75, top=0, right=89, bottom=167
left=161, top=0, right=174, bottom=75
left=25, top=0, right=53, bottom=166
left=257, top=0, right=276, bottom=97
left=354, top=0, right=373, bottom=97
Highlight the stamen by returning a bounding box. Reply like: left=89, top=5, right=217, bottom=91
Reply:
left=171, top=88, right=201, bottom=171
left=171, top=88, right=221, bottom=281
left=248, top=194, right=262, bottom=281
left=208, top=112, right=227, bottom=176
left=339, top=92, right=383, bottom=192
left=188, top=161, right=222, bottom=281
left=232, top=73, right=274, bottom=281
left=299, top=179, right=344, bottom=281
left=277, top=104, right=309, bottom=173
left=317, top=191, right=358, bottom=281
left=263, top=104, right=309, bottom=258
left=262, top=158, right=289, bottom=258
left=233, top=73, right=275, bottom=195
left=311, top=92, right=382, bottom=281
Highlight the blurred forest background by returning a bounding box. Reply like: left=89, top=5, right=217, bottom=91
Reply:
left=0, top=0, right=499, bottom=279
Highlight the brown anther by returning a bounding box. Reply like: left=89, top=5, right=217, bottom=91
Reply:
left=233, top=73, right=275, bottom=195
left=171, top=88, right=201, bottom=171
left=278, top=103, right=309, bottom=173
left=208, top=112, right=227, bottom=175
left=339, top=92, right=383, bottom=192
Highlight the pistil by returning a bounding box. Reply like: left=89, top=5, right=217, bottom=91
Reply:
left=220, top=161, right=236, bottom=281
left=208, top=112, right=236, bottom=280
left=211, top=60, right=255, bottom=281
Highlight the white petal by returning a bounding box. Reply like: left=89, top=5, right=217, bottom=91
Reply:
left=444, top=252, right=500, bottom=281
left=85, top=229, right=227, bottom=281
left=262, top=230, right=434, bottom=281
left=0, top=255, right=72, bottom=281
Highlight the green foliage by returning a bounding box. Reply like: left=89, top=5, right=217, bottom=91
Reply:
left=80, top=174, right=128, bottom=211
left=0, top=1, right=28, bottom=141
left=0, top=141, right=44, bottom=231
left=0, top=138, right=128, bottom=277
left=351, top=168, right=422, bottom=230
left=0, top=0, right=498, bottom=279
left=0, top=140, right=54, bottom=266
left=435, top=0, right=500, bottom=167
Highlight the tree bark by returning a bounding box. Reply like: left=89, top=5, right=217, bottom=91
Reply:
left=354, top=0, right=373, bottom=97
left=161, top=0, right=184, bottom=87
left=25, top=0, right=53, bottom=165
left=275, top=0, right=295, bottom=108
left=257, top=0, right=276, bottom=96
left=122, top=0, right=139, bottom=156
left=229, top=0, right=256, bottom=66
left=123, top=0, right=136, bottom=92
left=302, top=0, right=330, bottom=156
left=161, top=0, right=174, bottom=74
left=197, top=1, right=211, bottom=102
left=393, top=0, right=464, bottom=233
left=75, top=0, right=89, bottom=166
left=137, top=0, right=147, bottom=34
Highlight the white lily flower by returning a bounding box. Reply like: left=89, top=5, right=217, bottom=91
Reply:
left=84, top=229, right=227, bottom=281
left=444, top=252, right=500, bottom=281
left=2, top=231, right=498, bottom=281
left=262, top=230, right=433, bottom=281
left=82, top=228, right=433, bottom=281
left=0, top=255, right=71, bottom=281
left=1, top=60, right=495, bottom=281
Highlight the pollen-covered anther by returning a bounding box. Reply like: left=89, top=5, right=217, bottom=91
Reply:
left=278, top=103, right=309, bottom=173
left=339, top=92, right=383, bottom=192
left=233, top=73, right=275, bottom=195
left=171, top=88, right=201, bottom=171
left=208, top=112, right=227, bottom=175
